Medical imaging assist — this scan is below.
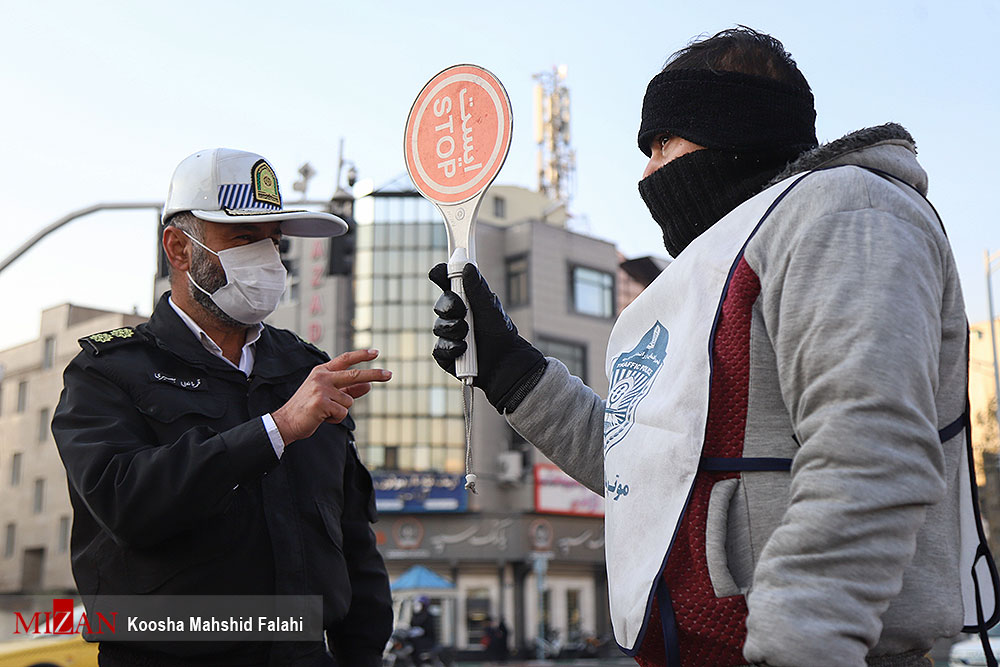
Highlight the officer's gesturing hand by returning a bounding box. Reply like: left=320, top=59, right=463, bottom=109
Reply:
left=272, top=349, right=391, bottom=444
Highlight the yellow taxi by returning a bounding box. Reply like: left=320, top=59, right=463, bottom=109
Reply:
left=0, top=634, right=97, bottom=667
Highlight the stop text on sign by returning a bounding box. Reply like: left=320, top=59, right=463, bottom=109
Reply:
left=432, top=91, right=481, bottom=178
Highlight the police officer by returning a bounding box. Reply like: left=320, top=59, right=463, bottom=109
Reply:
left=53, top=148, right=393, bottom=666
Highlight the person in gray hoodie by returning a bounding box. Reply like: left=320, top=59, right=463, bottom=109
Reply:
left=430, top=27, right=996, bottom=667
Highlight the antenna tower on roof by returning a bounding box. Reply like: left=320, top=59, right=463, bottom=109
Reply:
left=533, top=65, right=576, bottom=208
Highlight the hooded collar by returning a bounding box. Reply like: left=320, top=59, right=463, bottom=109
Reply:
left=771, top=122, right=928, bottom=194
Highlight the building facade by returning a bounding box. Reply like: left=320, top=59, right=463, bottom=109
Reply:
left=0, top=304, right=145, bottom=593
left=971, top=318, right=1000, bottom=554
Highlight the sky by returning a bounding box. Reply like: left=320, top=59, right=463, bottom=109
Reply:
left=1, top=0, right=999, bottom=351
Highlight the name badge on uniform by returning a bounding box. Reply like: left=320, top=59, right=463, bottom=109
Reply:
left=152, top=372, right=202, bottom=389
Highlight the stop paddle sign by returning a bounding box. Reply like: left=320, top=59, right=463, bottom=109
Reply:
left=403, top=65, right=513, bottom=495
left=404, top=64, right=513, bottom=383
left=404, top=64, right=512, bottom=205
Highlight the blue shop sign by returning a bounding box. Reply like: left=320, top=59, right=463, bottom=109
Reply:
left=372, top=472, right=468, bottom=513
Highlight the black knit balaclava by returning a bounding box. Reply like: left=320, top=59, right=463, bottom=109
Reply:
left=637, top=69, right=818, bottom=257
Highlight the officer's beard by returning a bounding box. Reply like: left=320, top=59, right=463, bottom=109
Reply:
left=188, top=246, right=247, bottom=331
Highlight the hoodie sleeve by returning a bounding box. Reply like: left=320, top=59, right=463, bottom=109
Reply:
left=504, top=357, right=607, bottom=495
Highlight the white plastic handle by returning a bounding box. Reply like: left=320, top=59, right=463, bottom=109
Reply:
left=447, top=247, right=478, bottom=380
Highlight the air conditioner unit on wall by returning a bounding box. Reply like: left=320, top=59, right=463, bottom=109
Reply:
left=497, top=451, right=523, bottom=484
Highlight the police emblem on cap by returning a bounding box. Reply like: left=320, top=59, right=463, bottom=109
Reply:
left=251, top=160, right=281, bottom=207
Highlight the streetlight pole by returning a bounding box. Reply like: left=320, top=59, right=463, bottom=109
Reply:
left=987, top=249, right=1000, bottom=443
left=532, top=552, right=549, bottom=660
left=0, top=202, right=162, bottom=275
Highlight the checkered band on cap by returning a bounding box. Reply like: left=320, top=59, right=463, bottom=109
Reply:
left=218, top=183, right=281, bottom=212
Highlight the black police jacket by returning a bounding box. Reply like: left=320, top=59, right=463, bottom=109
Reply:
left=52, top=294, right=392, bottom=665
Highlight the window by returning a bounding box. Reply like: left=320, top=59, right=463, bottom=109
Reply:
left=541, top=588, right=552, bottom=638
left=58, top=516, right=70, bottom=553
left=537, top=337, right=587, bottom=382
left=21, top=547, right=44, bottom=592
left=42, top=336, right=55, bottom=369
left=10, top=453, right=21, bottom=486
left=33, top=478, right=44, bottom=514
left=429, top=387, right=447, bottom=417
left=3, top=523, right=13, bottom=559
left=465, top=588, right=491, bottom=646
left=431, top=224, right=447, bottom=249
left=38, top=407, right=50, bottom=442
left=384, top=447, right=399, bottom=471
left=571, top=265, right=614, bottom=317
left=281, top=257, right=299, bottom=304
left=570, top=265, right=614, bottom=318
left=505, top=255, right=529, bottom=307
left=567, top=589, right=582, bottom=635
left=17, top=380, right=27, bottom=413
left=157, top=242, right=170, bottom=279
left=492, top=195, right=506, bottom=219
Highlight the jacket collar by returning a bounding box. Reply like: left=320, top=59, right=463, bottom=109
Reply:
left=144, top=294, right=320, bottom=381
left=142, top=293, right=247, bottom=378
left=771, top=123, right=928, bottom=194
left=144, top=294, right=355, bottom=428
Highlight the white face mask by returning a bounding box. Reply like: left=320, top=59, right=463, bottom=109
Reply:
left=184, top=230, right=287, bottom=325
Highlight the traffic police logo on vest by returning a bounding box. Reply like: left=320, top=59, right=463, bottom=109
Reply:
left=604, top=321, right=669, bottom=453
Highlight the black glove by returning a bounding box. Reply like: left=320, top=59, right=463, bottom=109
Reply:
left=429, top=263, right=547, bottom=413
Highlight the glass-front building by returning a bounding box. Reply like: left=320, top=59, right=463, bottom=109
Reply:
left=351, top=192, right=466, bottom=473
left=342, top=185, right=621, bottom=652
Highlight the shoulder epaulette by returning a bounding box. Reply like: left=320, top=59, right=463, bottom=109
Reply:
left=78, top=327, right=144, bottom=356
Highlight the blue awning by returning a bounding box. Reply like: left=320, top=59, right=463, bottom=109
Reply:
left=390, top=565, right=455, bottom=591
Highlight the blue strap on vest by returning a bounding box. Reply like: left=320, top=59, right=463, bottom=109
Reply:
left=699, top=457, right=792, bottom=472
left=938, top=413, right=966, bottom=443
left=655, top=575, right=681, bottom=667
left=698, top=415, right=965, bottom=474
